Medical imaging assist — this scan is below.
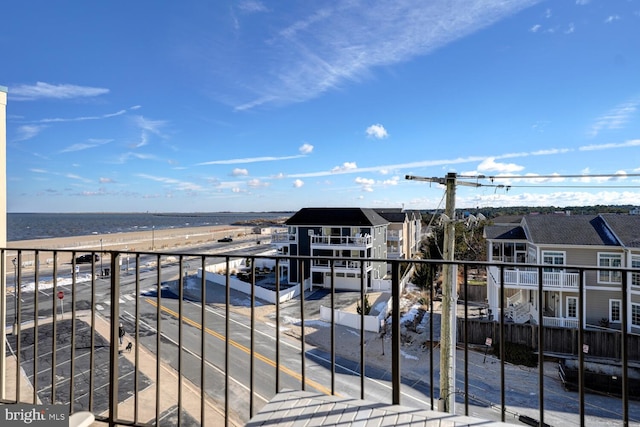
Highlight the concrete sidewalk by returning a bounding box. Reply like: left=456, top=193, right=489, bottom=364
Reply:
left=4, top=311, right=242, bottom=426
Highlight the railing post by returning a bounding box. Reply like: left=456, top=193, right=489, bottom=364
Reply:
left=108, top=252, right=121, bottom=427
left=621, top=269, right=629, bottom=426
left=391, top=260, right=400, bottom=405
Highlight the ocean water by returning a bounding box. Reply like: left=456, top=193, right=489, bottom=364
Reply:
left=7, top=212, right=292, bottom=242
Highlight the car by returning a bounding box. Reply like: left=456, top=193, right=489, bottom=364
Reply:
left=76, top=254, right=99, bottom=264
left=217, top=236, right=233, bottom=242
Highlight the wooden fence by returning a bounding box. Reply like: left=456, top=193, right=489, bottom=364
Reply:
left=459, top=319, right=640, bottom=361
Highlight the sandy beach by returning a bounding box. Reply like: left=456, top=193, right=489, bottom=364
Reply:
left=5, top=224, right=255, bottom=268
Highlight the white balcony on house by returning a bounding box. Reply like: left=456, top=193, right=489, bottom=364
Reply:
left=387, top=229, right=403, bottom=242
left=311, top=258, right=372, bottom=273
left=489, top=266, right=580, bottom=290
left=543, top=316, right=579, bottom=329
left=271, top=231, right=295, bottom=244
left=310, top=234, right=372, bottom=248
left=387, top=244, right=404, bottom=259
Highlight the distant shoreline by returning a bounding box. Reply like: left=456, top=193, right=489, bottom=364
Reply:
left=7, top=224, right=251, bottom=250
left=6, top=212, right=291, bottom=242
left=4, top=224, right=255, bottom=267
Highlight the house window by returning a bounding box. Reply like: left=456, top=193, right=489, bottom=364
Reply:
left=610, top=299, right=621, bottom=323
left=567, top=297, right=578, bottom=319
left=492, top=243, right=502, bottom=261
left=632, top=255, right=640, bottom=287
left=598, top=253, right=622, bottom=284
left=633, top=304, right=640, bottom=327
left=542, top=251, right=565, bottom=272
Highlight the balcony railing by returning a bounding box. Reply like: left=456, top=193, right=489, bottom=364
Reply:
left=387, top=230, right=403, bottom=241
left=1, top=249, right=639, bottom=426
left=271, top=232, right=294, bottom=243
left=311, top=259, right=371, bottom=271
left=543, top=316, right=579, bottom=329
left=493, top=267, right=580, bottom=289
left=310, top=234, right=372, bottom=247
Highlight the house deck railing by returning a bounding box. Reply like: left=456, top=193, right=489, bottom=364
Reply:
left=543, top=316, right=579, bottom=329
left=498, top=267, right=580, bottom=289
left=311, top=259, right=371, bottom=271
left=387, top=230, right=403, bottom=241
left=1, top=248, right=638, bottom=426
left=310, top=234, right=372, bottom=247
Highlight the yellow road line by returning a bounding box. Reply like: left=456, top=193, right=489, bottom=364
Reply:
left=145, top=298, right=334, bottom=396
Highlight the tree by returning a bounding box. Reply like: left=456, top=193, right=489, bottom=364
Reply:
left=357, top=294, right=372, bottom=315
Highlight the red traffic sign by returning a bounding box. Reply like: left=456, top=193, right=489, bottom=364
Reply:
left=57, top=291, right=64, bottom=300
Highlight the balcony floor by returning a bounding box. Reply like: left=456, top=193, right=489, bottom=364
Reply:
left=246, top=390, right=517, bottom=426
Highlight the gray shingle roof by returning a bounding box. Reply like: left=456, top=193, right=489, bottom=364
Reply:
left=484, top=224, right=526, bottom=240
left=374, top=209, right=407, bottom=223
left=285, top=207, right=389, bottom=226
left=524, top=215, right=619, bottom=246
left=600, top=213, right=640, bottom=248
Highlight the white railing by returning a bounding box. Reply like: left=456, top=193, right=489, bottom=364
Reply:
left=271, top=232, right=295, bottom=243
left=502, top=268, right=579, bottom=289
left=311, top=259, right=371, bottom=270
left=387, top=230, right=403, bottom=241
left=543, top=317, right=579, bottom=329
left=310, top=235, right=372, bottom=246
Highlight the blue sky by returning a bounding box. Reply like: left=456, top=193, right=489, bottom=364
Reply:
left=2, top=0, right=639, bottom=213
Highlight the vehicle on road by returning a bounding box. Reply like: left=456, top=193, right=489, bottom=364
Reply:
left=76, top=254, right=99, bottom=264
left=217, top=236, right=233, bottom=242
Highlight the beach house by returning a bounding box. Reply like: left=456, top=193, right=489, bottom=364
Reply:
left=275, top=207, right=408, bottom=291
left=485, top=213, right=640, bottom=332
left=373, top=208, right=422, bottom=261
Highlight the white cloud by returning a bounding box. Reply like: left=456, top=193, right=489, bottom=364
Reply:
left=477, top=157, right=524, bottom=173
left=60, top=139, right=112, bottom=153
left=232, top=168, right=249, bottom=176
left=355, top=176, right=376, bottom=192
left=247, top=178, right=269, bottom=188
left=238, top=1, right=268, bottom=13
left=381, top=176, right=400, bottom=186
left=9, top=82, right=109, bottom=101
left=299, top=143, right=314, bottom=154
left=137, top=173, right=203, bottom=192
left=366, top=124, right=389, bottom=139
left=575, top=0, right=590, bottom=5
left=331, top=162, right=358, bottom=173
left=116, top=152, right=158, bottom=164
left=293, top=179, right=304, bottom=188
left=530, top=24, right=541, bottom=32
left=233, top=0, right=541, bottom=109
left=580, top=139, right=640, bottom=151
left=198, top=154, right=304, bottom=165
left=355, top=177, right=375, bottom=186
left=14, top=125, right=46, bottom=142
left=604, top=15, right=620, bottom=24
left=588, top=101, right=638, bottom=137
left=100, top=177, right=115, bottom=183
left=39, top=109, right=127, bottom=124
left=565, top=23, right=575, bottom=34
left=285, top=140, right=633, bottom=181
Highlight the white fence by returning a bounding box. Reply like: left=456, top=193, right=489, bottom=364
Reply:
left=320, top=297, right=391, bottom=333
left=197, top=268, right=308, bottom=304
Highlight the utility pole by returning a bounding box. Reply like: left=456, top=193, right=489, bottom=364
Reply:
left=440, top=172, right=457, bottom=413
left=406, top=172, right=480, bottom=413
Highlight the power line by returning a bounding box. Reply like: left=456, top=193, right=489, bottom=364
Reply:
left=457, top=173, right=640, bottom=181
left=498, top=184, right=640, bottom=189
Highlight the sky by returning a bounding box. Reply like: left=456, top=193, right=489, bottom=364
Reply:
left=2, top=0, right=640, bottom=213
